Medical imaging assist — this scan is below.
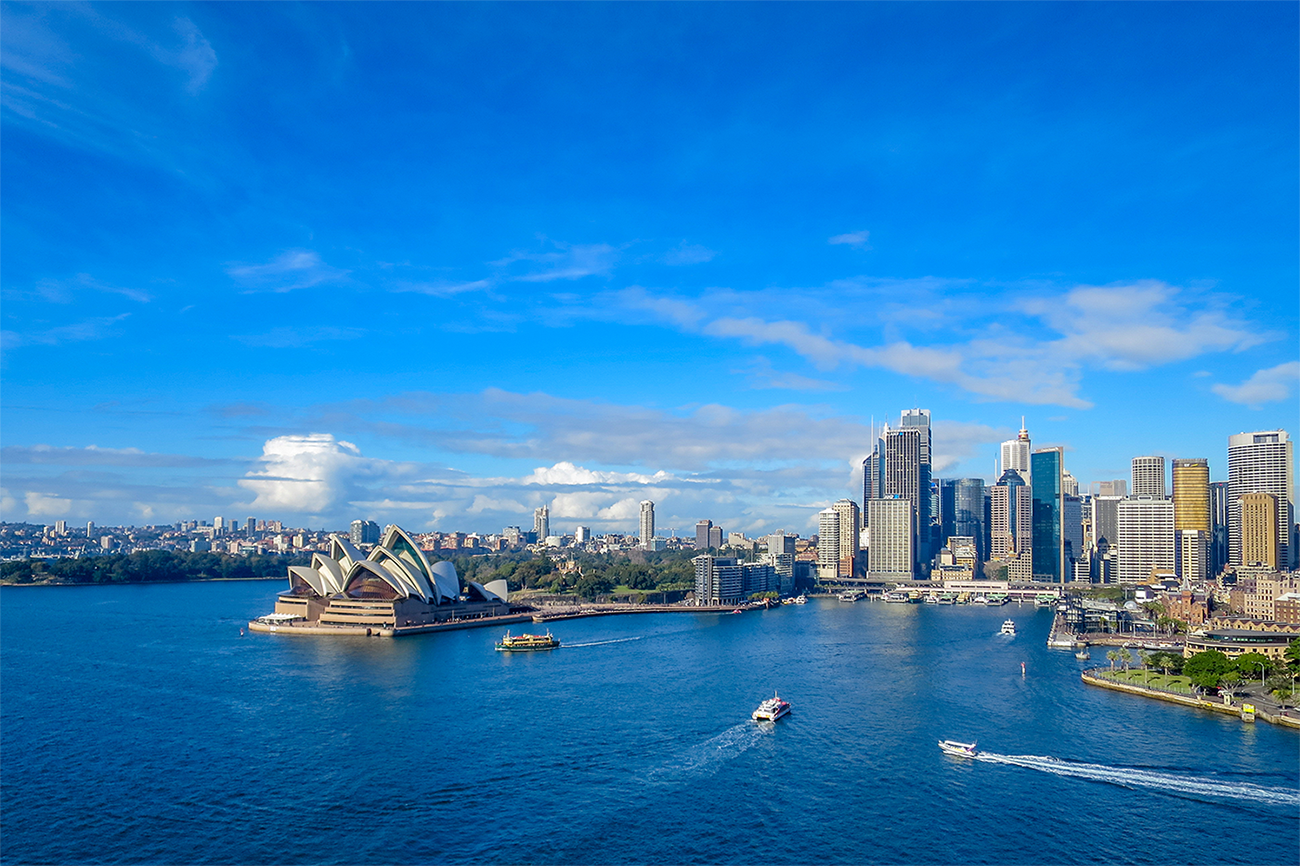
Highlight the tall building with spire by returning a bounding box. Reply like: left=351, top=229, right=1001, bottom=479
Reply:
left=1227, top=430, right=1294, bottom=569
left=1000, top=419, right=1032, bottom=481
left=639, top=500, right=655, bottom=549
left=533, top=505, right=550, bottom=543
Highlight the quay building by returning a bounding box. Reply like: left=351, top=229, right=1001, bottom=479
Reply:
left=258, top=525, right=511, bottom=634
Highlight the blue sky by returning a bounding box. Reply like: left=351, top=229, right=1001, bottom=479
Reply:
left=2, top=2, right=1296, bottom=536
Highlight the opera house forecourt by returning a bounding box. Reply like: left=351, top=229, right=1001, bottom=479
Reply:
left=248, top=524, right=523, bottom=637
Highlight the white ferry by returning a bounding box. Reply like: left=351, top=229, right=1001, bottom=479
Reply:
left=1000, top=619, right=1016, bottom=636
left=938, top=739, right=977, bottom=758
left=752, top=691, right=791, bottom=722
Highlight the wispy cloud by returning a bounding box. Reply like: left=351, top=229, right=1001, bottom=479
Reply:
left=662, top=241, right=716, bottom=266
left=227, top=250, right=350, bottom=293
left=233, top=326, right=365, bottom=348
left=494, top=240, right=620, bottom=282
left=829, top=230, right=871, bottom=250
left=1211, top=361, right=1300, bottom=409
left=1, top=314, right=131, bottom=353
left=6, top=273, right=152, bottom=304
left=606, top=280, right=1271, bottom=408
left=735, top=357, right=847, bottom=392
left=390, top=279, right=493, bottom=297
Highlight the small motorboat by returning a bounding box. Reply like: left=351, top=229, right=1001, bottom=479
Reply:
left=752, top=691, right=791, bottom=722
left=938, top=739, right=977, bottom=758
left=1000, top=619, right=1016, bottom=636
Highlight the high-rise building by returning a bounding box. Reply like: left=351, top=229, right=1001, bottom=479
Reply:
left=350, top=519, right=380, bottom=545
left=1209, top=481, right=1230, bottom=577
left=990, top=469, right=1032, bottom=580
left=1178, top=529, right=1209, bottom=583
left=817, top=508, right=840, bottom=581
left=884, top=413, right=931, bottom=568
left=862, top=427, right=885, bottom=522
left=900, top=409, right=933, bottom=558
left=1227, top=430, right=1294, bottom=569
left=1061, top=472, right=1079, bottom=497
left=574, top=526, right=592, bottom=544
left=695, top=519, right=713, bottom=550
left=533, top=505, right=550, bottom=543
left=86, top=521, right=95, bottom=539
left=1000, top=419, right=1032, bottom=480
left=693, top=555, right=744, bottom=606
left=1094, top=480, right=1128, bottom=498
left=1171, top=458, right=1210, bottom=534
left=54, top=520, right=67, bottom=536
left=766, top=531, right=796, bottom=556
left=832, top=498, right=861, bottom=578
left=1131, top=456, right=1167, bottom=498
left=1031, top=447, right=1066, bottom=583
left=1063, top=494, right=1083, bottom=566
left=866, top=497, right=913, bottom=578
left=1117, top=496, right=1175, bottom=584
left=952, top=479, right=986, bottom=564
left=1239, top=492, right=1280, bottom=569
left=708, top=525, right=723, bottom=549
left=213, top=516, right=225, bottom=535
left=1091, top=496, right=1123, bottom=552
left=246, top=517, right=257, bottom=534
left=639, top=500, right=655, bottom=549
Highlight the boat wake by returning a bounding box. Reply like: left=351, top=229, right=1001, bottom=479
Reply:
left=975, top=753, right=1300, bottom=806
left=646, top=722, right=769, bottom=785
left=563, top=636, right=645, bottom=648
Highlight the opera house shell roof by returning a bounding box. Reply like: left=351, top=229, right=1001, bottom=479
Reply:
left=286, top=525, right=505, bottom=605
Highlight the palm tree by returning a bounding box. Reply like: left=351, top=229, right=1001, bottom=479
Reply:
left=1107, top=650, right=1120, bottom=671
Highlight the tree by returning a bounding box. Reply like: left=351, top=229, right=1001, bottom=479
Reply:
left=1184, top=650, right=1235, bottom=690
left=1234, top=652, right=1272, bottom=685
left=1285, top=638, right=1300, bottom=672
left=1120, top=648, right=1133, bottom=672
left=574, top=573, right=613, bottom=599
left=1106, top=650, right=1120, bottom=671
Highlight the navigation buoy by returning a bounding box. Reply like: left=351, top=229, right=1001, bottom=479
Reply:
left=1021, top=662, right=1026, bottom=677
left=239, top=628, right=244, bottom=636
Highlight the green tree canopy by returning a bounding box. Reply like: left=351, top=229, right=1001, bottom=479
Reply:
left=1184, top=650, right=1235, bottom=689
left=1234, top=652, right=1272, bottom=680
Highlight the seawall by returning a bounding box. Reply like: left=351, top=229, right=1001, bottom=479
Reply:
left=1081, top=671, right=1300, bottom=731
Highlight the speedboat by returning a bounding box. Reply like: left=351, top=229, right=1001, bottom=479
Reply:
left=793, top=595, right=807, bottom=605
left=752, top=691, right=791, bottom=722
left=938, top=739, right=977, bottom=758
left=1000, top=619, right=1016, bottom=636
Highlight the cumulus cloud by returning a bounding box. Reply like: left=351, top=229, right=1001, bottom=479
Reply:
left=522, top=462, right=672, bottom=486
left=227, top=250, right=349, bottom=293
left=24, top=491, right=72, bottom=517
left=238, top=433, right=393, bottom=515
left=1211, top=361, right=1300, bottom=409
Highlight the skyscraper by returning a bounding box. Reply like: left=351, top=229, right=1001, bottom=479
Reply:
left=533, top=505, right=550, bottom=543
left=832, top=498, right=861, bottom=578
left=1171, top=458, right=1210, bottom=531
left=1031, top=448, right=1066, bottom=582
left=350, top=519, right=380, bottom=545
left=900, top=409, right=934, bottom=558
left=1227, top=430, right=1294, bottom=569
left=866, top=497, right=912, bottom=578
left=1179, top=529, right=1209, bottom=583
left=1239, top=492, right=1279, bottom=569
left=862, top=427, right=885, bottom=522
left=817, top=508, right=840, bottom=581
left=884, top=419, right=925, bottom=568
left=639, top=500, right=655, bottom=549
left=990, top=469, right=1032, bottom=581
left=945, top=479, right=986, bottom=564
left=695, top=519, right=713, bottom=550
left=1209, top=481, right=1230, bottom=577
left=1000, top=419, right=1031, bottom=480
left=1117, top=496, right=1175, bottom=584
left=1131, top=456, right=1167, bottom=498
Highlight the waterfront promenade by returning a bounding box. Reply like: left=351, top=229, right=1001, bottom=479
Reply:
left=1082, top=669, right=1300, bottom=730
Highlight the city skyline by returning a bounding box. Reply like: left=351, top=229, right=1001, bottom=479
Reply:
left=2, top=4, right=1297, bottom=534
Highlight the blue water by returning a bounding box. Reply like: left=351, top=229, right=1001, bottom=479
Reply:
left=3, top=583, right=1297, bottom=865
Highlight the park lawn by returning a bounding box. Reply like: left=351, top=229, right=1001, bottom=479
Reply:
left=1105, top=669, right=1195, bottom=692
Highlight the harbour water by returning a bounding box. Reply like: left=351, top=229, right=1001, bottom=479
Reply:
left=3, top=582, right=1297, bottom=865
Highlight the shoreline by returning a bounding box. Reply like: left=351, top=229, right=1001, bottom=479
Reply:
left=0, top=576, right=284, bottom=588
left=1081, top=670, right=1300, bottom=731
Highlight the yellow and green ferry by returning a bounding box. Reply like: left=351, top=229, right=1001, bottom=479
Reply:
left=495, top=630, right=560, bottom=652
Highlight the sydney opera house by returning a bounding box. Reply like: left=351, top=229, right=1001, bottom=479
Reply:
left=252, top=524, right=515, bottom=635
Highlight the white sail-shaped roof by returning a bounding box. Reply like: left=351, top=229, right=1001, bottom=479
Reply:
left=288, top=565, right=328, bottom=597
left=377, top=526, right=439, bottom=597
left=330, top=536, right=367, bottom=572
left=370, top=547, right=434, bottom=603
left=311, top=553, right=346, bottom=595
left=430, top=560, right=460, bottom=604
left=467, top=580, right=505, bottom=602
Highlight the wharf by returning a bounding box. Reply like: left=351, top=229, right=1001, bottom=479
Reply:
left=1081, top=670, right=1300, bottom=731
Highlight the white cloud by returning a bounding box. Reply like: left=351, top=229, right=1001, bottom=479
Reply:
left=522, top=461, right=672, bottom=486
left=391, top=279, right=493, bottom=297
left=1211, top=361, right=1300, bottom=409
left=607, top=281, right=1270, bottom=408
left=1, top=314, right=131, bottom=354
left=662, top=242, right=716, bottom=266
left=238, top=433, right=392, bottom=515
left=828, top=230, right=871, bottom=250
left=227, top=250, right=350, bottom=293
left=24, top=491, right=72, bottom=517
left=495, top=241, right=620, bottom=282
